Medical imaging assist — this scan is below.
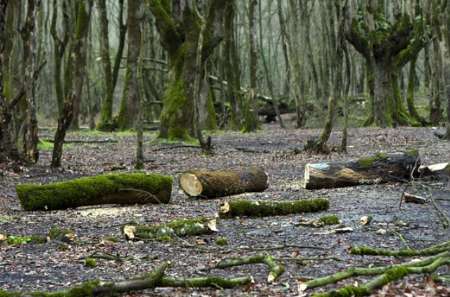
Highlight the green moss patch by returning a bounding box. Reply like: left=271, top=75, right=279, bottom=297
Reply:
left=319, top=215, right=340, bottom=225
left=357, top=152, right=388, bottom=168
left=215, top=236, right=228, bottom=246
left=17, top=172, right=173, bottom=211
left=84, top=258, right=97, bottom=268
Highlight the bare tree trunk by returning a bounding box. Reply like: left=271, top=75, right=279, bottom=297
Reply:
left=52, top=0, right=92, bottom=167
left=116, top=0, right=141, bottom=130
left=242, top=0, right=259, bottom=133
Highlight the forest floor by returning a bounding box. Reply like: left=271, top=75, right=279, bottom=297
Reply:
left=0, top=123, right=449, bottom=296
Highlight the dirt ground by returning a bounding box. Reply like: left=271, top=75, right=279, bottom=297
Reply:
left=0, top=124, right=449, bottom=296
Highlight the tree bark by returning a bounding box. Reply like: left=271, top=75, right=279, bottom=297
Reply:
left=51, top=0, right=92, bottom=167
left=17, top=172, right=173, bottom=211
left=304, top=151, right=420, bottom=190
left=219, top=198, right=329, bottom=218
left=180, top=167, right=268, bottom=198
left=116, top=0, right=142, bottom=130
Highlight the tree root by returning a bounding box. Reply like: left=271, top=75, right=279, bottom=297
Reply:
left=0, top=261, right=252, bottom=296
left=350, top=240, right=450, bottom=257
left=217, top=254, right=284, bottom=283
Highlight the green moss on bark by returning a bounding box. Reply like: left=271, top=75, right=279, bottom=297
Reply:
left=17, top=173, right=173, bottom=211
left=357, top=152, right=388, bottom=168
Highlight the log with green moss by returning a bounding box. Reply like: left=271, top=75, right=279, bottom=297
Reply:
left=122, top=217, right=217, bottom=241
left=219, top=198, right=329, bottom=218
left=217, top=254, right=284, bottom=283
left=350, top=240, right=450, bottom=257
left=310, top=253, right=450, bottom=297
left=16, top=172, right=173, bottom=211
left=304, top=151, right=420, bottom=190
left=179, top=167, right=268, bottom=198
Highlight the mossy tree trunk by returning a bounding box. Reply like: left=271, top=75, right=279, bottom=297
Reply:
left=444, top=1, right=450, bottom=139
left=346, top=1, right=429, bottom=127
left=51, top=0, right=92, bottom=167
left=147, top=0, right=226, bottom=140
left=406, top=56, right=428, bottom=126
left=116, top=0, right=142, bottom=130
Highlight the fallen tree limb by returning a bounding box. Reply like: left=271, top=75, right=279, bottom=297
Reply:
left=311, top=254, right=450, bottom=297
left=42, top=138, right=118, bottom=144
left=17, top=172, right=172, bottom=211
left=217, top=254, right=284, bottom=283
left=304, top=151, right=420, bottom=190
left=303, top=252, right=448, bottom=290
left=159, top=275, right=252, bottom=288
left=402, top=192, right=428, bottom=204
left=219, top=198, right=329, bottom=218
left=123, top=217, right=217, bottom=241
left=0, top=262, right=252, bottom=296
left=350, top=240, right=450, bottom=257
left=180, top=167, right=268, bottom=198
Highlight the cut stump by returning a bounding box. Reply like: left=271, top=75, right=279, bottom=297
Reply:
left=17, top=172, right=173, bottom=211
left=304, top=151, right=420, bottom=190
left=180, top=167, right=268, bottom=198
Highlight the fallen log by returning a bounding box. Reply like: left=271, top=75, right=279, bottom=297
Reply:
left=42, top=138, right=118, bottom=144
left=17, top=172, right=173, bottom=211
left=418, top=162, right=450, bottom=177
left=180, top=167, right=268, bottom=198
left=219, top=198, right=329, bottom=218
left=217, top=254, right=284, bottom=283
left=350, top=240, right=450, bottom=257
left=304, top=151, right=420, bottom=190
left=402, top=192, right=428, bottom=204
left=123, top=217, right=217, bottom=241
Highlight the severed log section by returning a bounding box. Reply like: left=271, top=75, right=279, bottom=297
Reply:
left=122, top=217, right=217, bottom=241
left=219, top=198, right=329, bottom=218
left=418, top=162, right=450, bottom=177
left=180, top=167, right=268, bottom=198
left=17, top=173, right=173, bottom=211
left=304, top=151, right=420, bottom=190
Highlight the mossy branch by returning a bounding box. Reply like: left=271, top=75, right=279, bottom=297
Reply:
left=217, top=254, right=285, bottom=283
left=159, top=275, right=253, bottom=288
left=304, top=252, right=448, bottom=290
left=122, top=217, right=217, bottom=241
left=219, top=198, right=329, bottom=218
left=350, top=240, right=450, bottom=257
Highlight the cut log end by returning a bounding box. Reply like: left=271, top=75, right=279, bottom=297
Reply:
left=179, top=173, right=203, bottom=196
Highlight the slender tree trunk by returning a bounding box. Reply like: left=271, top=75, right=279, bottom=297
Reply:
left=52, top=0, right=92, bottom=167
left=116, top=0, right=141, bottom=130
left=242, top=0, right=259, bottom=133
left=407, top=57, right=428, bottom=126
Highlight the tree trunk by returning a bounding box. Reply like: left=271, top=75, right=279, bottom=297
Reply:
left=180, top=167, right=268, bottom=198
left=373, top=62, right=393, bottom=127
left=242, top=0, right=259, bottom=133
left=304, top=151, right=420, bottom=190
left=51, top=0, right=91, bottom=167
left=407, top=57, right=428, bottom=126
left=17, top=172, right=172, bottom=211
left=116, top=0, right=141, bottom=130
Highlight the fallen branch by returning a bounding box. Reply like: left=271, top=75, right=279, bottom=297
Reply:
left=17, top=172, right=172, bottom=211
left=302, top=252, right=448, bottom=290
left=304, top=151, right=420, bottom=190
left=311, top=254, right=450, bottom=297
left=42, top=138, right=118, bottom=144
left=123, top=217, right=217, bottom=241
left=217, top=254, right=284, bottom=283
left=219, top=198, right=329, bottom=218
left=350, top=240, right=450, bottom=257
left=180, top=167, right=268, bottom=198
left=159, top=275, right=252, bottom=288
left=402, top=192, right=428, bottom=204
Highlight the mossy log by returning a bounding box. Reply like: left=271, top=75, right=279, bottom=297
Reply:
left=304, top=151, right=420, bottom=190
left=17, top=172, right=173, bottom=211
left=122, top=217, right=217, bottom=241
left=219, top=198, right=329, bottom=218
left=179, top=167, right=268, bottom=198
left=311, top=254, right=450, bottom=297
left=350, top=240, right=450, bottom=257
left=158, top=275, right=253, bottom=288
left=217, top=254, right=284, bottom=283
